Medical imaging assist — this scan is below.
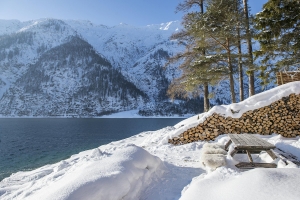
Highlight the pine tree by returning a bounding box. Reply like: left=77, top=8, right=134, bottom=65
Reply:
left=191, top=0, right=246, bottom=103
left=177, top=0, right=211, bottom=112
left=254, top=0, right=300, bottom=85
left=167, top=0, right=215, bottom=112
left=168, top=0, right=248, bottom=108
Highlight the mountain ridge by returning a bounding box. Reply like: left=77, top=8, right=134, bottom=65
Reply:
left=0, top=18, right=198, bottom=117
left=0, top=35, right=148, bottom=117
left=0, top=18, right=270, bottom=117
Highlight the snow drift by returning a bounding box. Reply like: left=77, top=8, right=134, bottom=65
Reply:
left=0, top=144, right=165, bottom=200
left=180, top=167, right=300, bottom=200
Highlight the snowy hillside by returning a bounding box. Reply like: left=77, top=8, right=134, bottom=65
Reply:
left=0, top=36, right=147, bottom=116
left=53, top=20, right=184, bottom=100
left=1, top=82, right=299, bottom=200
left=0, top=18, right=276, bottom=117
left=0, top=19, right=205, bottom=117
left=0, top=19, right=77, bottom=98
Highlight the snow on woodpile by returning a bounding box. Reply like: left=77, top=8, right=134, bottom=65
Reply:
left=165, top=81, right=300, bottom=145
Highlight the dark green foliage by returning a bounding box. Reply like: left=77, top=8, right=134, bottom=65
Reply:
left=138, top=97, right=204, bottom=116
left=254, top=0, right=300, bottom=85
left=168, top=0, right=247, bottom=105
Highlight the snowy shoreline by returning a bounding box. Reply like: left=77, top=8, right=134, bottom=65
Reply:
left=0, top=110, right=192, bottom=119
left=1, top=82, right=300, bottom=200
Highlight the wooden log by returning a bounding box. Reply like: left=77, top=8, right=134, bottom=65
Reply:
left=236, top=162, right=277, bottom=169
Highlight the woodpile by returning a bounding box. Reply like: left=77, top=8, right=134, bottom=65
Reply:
left=169, top=93, right=300, bottom=145
left=277, top=72, right=300, bottom=85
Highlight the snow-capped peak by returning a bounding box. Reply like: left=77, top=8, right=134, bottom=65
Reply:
left=146, top=20, right=182, bottom=32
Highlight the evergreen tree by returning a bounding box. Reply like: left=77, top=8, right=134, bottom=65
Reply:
left=190, top=0, right=246, bottom=103
left=168, top=0, right=248, bottom=108
left=167, top=0, right=217, bottom=112
left=254, top=0, right=300, bottom=85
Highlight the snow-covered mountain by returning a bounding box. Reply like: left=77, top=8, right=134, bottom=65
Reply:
left=0, top=18, right=269, bottom=117
left=0, top=18, right=202, bottom=117
left=65, top=20, right=183, bottom=100
left=0, top=35, right=147, bottom=116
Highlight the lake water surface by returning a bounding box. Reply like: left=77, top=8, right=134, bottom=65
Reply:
left=0, top=118, right=183, bottom=181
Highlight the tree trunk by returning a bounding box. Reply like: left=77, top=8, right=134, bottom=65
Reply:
left=236, top=1, right=244, bottom=102
left=237, top=36, right=244, bottom=101
left=243, top=0, right=255, bottom=97
left=203, top=83, right=209, bottom=112
left=200, top=0, right=210, bottom=111
left=227, top=37, right=236, bottom=103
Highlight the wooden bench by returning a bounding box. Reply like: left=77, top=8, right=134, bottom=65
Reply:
left=225, top=134, right=277, bottom=169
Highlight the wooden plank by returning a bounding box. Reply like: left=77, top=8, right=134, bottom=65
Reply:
left=250, top=135, right=275, bottom=148
left=231, top=134, right=255, bottom=147
left=242, top=134, right=261, bottom=148
left=236, top=162, right=277, bottom=169
left=273, top=148, right=300, bottom=166
left=230, top=149, right=238, bottom=157
left=246, top=150, right=254, bottom=163
left=228, top=134, right=242, bottom=146
left=225, top=139, right=232, bottom=151
left=229, top=134, right=249, bottom=147
left=244, top=134, right=264, bottom=146
left=266, top=150, right=277, bottom=160
left=233, top=146, right=275, bottom=151
left=228, top=134, right=275, bottom=149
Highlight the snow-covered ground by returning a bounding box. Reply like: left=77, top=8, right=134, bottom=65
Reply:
left=1, top=82, right=300, bottom=200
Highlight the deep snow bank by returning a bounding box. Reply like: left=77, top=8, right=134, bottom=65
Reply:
left=0, top=144, right=165, bottom=200
left=180, top=167, right=300, bottom=200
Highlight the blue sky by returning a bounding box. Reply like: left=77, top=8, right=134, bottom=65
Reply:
left=0, top=0, right=268, bottom=26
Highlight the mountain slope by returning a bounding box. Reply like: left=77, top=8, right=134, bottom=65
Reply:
left=67, top=20, right=184, bottom=100
left=0, top=19, right=197, bottom=117
left=0, top=36, right=147, bottom=116
left=0, top=19, right=78, bottom=98
left=0, top=18, right=273, bottom=117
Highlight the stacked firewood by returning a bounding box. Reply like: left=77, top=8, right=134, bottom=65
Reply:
left=169, top=93, right=300, bottom=145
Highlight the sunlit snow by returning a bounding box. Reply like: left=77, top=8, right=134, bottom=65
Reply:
left=1, top=82, right=300, bottom=200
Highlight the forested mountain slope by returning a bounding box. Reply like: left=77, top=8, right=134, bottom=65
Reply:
left=0, top=18, right=271, bottom=117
